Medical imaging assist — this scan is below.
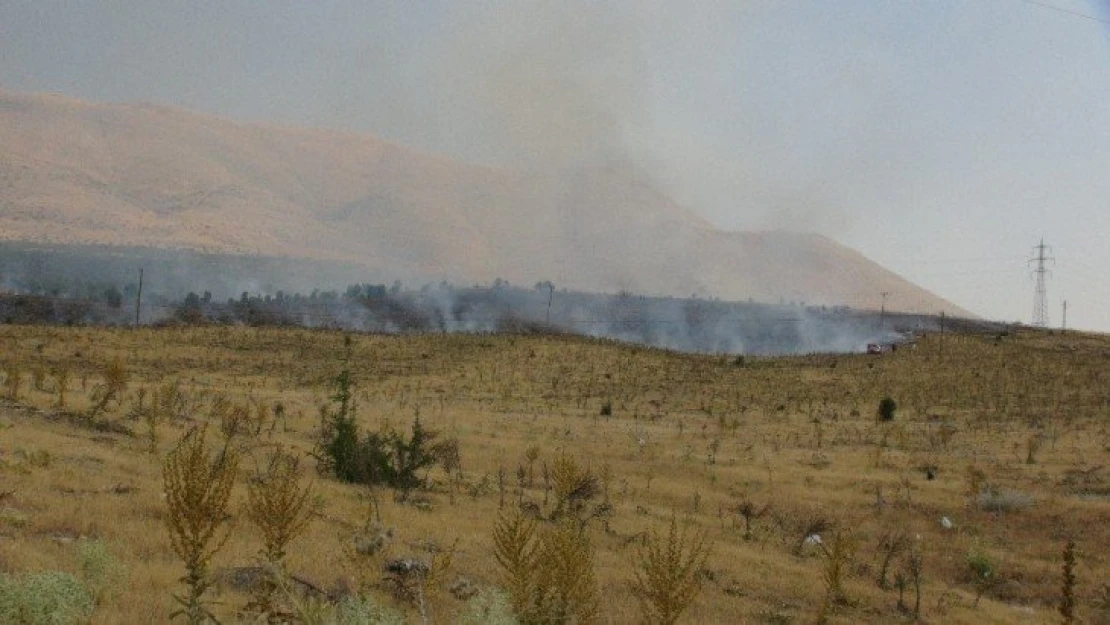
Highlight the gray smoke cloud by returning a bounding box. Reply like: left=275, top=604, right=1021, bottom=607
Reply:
left=2, top=1, right=1109, bottom=330
left=1, top=243, right=947, bottom=355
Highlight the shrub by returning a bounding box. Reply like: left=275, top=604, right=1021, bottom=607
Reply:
left=461, top=589, right=520, bottom=625
left=331, top=595, right=406, bottom=625
left=163, top=425, right=240, bottom=624
left=633, top=516, right=711, bottom=625
left=31, top=366, right=46, bottom=392
left=244, top=449, right=316, bottom=617
left=817, top=531, right=855, bottom=623
left=0, top=539, right=120, bottom=625
left=77, top=538, right=126, bottom=605
left=317, top=368, right=447, bottom=494
left=3, top=363, right=22, bottom=401
left=354, top=418, right=442, bottom=493
left=317, top=369, right=361, bottom=483
left=967, top=551, right=995, bottom=607
left=876, top=530, right=909, bottom=590
left=53, top=366, right=69, bottom=410
left=0, top=570, right=95, bottom=625
left=877, top=397, right=897, bottom=422
left=493, top=511, right=600, bottom=624
left=550, top=454, right=598, bottom=520
left=87, top=358, right=128, bottom=420
left=386, top=417, right=441, bottom=493
left=283, top=587, right=405, bottom=625
left=975, top=488, right=1033, bottom=512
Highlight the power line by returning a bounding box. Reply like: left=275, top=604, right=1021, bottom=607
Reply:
left=1014, top=0, right=1110, bottom=24
left=893, top=254, right=1027, bottom=266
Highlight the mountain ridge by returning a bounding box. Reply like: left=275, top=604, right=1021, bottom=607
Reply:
left=0, top=89, right=970, bottom=316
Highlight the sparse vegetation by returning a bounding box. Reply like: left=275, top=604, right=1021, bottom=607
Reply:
left=0, top=324, right=1106, bottom=623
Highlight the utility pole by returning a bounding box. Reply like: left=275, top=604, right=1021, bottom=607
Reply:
left=134, top=268, right=144, bottom=326
left=1029, top=239, right=1053, bottom=327
left=879, top=291, right=890, bottom=329
left=939, top=311, right=945, bottom=358
left=1062, top=300, right=1067, bottom=332
left=546, top=283, right=554, bottom=326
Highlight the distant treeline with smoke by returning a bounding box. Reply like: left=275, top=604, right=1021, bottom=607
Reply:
left=1, top=242, right=996, bottom=354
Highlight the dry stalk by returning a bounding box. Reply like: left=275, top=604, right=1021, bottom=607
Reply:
left=244, top=448, right=317, bottom=620
left=163, top=425, right=240, bottom=624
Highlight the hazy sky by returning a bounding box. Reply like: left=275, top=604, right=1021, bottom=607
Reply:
left=2, top=0, right=1108, bottom=330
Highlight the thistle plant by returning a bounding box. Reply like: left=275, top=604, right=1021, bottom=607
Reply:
left=493, top=511, right=600, bottom=624
left=550, top=454, right=598, bottom=520
left=163, top=425, right=239, bottom=624
left=244, top=449, right=316, bottom=620
left=632, top=516, right=711, bottom=625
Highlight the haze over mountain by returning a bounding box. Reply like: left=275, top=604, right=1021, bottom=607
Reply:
left=0, top=89, right=968, bottom=316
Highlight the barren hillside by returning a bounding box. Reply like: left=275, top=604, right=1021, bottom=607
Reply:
left=0, top=89, right=968, bottom=315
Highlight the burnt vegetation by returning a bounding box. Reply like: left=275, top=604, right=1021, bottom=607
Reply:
left=0, top=242, right=1009, bottom=355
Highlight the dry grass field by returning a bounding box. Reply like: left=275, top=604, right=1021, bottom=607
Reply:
left=0, top=323, right=1108, bottom=624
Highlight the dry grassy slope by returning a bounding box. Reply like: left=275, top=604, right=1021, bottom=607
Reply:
left=0, top=89, right=968, bottom=315
left=0, top=325, right=1108, bottom=623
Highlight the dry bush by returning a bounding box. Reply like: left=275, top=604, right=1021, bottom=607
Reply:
left=244, top=448, right=316, bottom=619
left=87, top=358, right=128, bottom=420
left=876, top=529, right=910, bottom=590
left=493, top=510, right=538, bottom=616
left=1060, top=539, right=1076, bottom=625
left=158, top=379, right=192, bottom=422
left=793, top=514, right=832, bottom=556
left=976, top=487, right=1034, bottom=512
left=3, top=362, right=22, bottom=401
left=31, top=366, right=46, bottom=392
left=383, top=539, right=457, bottom=625
left=632, top=515, right=711, bottom=625
left=53, top=365, right=69, bottom=409
left=550, top=454, right=598, bottom=520
left=219, top=402, right=252, bottom=442
left=816, top=530, right=856, bottom=623
left=163, top=425, right=240, bottom=623
left=736, top=498, right=770, bottom=542
left=967, top=550, right=996, bottom=607
left=494, top=511, right=600, bottom=624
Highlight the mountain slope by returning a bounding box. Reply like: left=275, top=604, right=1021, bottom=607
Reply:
left=0, top=89, right=968, bottom=315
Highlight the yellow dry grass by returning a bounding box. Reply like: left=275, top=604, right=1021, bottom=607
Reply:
left=0, top=324, right=1107, bottom=624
